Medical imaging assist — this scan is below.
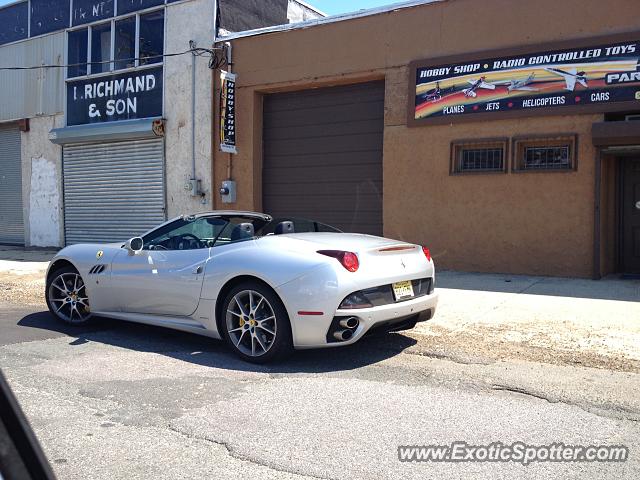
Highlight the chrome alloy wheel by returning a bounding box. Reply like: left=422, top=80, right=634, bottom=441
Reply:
left=48, top=272, right=91, bottom=323
left=225, top=290, right=277, bottom=357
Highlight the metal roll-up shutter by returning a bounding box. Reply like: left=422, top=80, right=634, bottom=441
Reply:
left=63, top=138, right=165, bottom=244
left=0, top=124, right=24, bottom=245
left=263, top=81, right=384, bottom=236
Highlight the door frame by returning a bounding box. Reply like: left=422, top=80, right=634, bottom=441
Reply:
left=618, top=155, right=640, bottom=274
left=592, top=120, right=640, bottom=278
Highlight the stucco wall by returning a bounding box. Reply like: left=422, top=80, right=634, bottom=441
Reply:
left=21, top=114, right=64, bottom=247
left=164, top=0, right=216, bottom=217
left=215, top=0, right=640, bottom=277
left=382, top=113, right=599, bottom=277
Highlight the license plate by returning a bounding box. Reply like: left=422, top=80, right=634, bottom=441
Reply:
left=392, top=280, right=414, bottom=300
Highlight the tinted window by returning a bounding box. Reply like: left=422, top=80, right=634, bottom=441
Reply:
left=91, top=22, right=111, bottom=74
left=143, top=217, right=228, bottom=250
left=139, top=11, right=164, bottom=66
left=0, top=2, right=28, bottom=46
left=30, top=0, right=70, bottom=37
left=72, top=0, right=114, bottom=27
left=114, top=17, right=136, bottom=70
left=67, top=29, right=88, bottom=78
left=117, top=0, right=163, bottom=16
left=143, top=216, right=272, bottom=250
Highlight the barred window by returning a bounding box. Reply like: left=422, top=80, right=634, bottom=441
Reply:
left=451, top=139, right=507, bottom=174
left=524, top=145, right=570, bottom=170
left=514, top=135, right=577, bottom=172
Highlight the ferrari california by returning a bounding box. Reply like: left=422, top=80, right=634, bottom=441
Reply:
left=45, top=211, right=438, bottom=363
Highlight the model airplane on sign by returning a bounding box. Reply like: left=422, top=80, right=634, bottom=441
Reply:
left=45, top=212, right=438, bottom=363
left=545, top=67, right=588, bottom=91
left=463, top=76, right=496, bottom=97
left=495, top=72, right=538, bottom=92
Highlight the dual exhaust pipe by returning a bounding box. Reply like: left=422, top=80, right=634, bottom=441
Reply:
left=333, top=317, right=359, bottom=341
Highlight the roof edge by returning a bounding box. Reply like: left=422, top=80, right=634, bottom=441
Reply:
left=292, top=0, right=328, bottom=17
left=217, top=0, right=443, bottom=42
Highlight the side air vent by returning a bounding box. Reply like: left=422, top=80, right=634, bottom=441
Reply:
left=89, top=265, right=107, bottom=275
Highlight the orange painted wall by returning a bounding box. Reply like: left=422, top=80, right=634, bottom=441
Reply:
left=213, top=0, right=640, bottom=277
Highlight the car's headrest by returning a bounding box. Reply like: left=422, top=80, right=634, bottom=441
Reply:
left=275, top=221, right=294, bottom=235
left=230, top=223, right=255, bottom=241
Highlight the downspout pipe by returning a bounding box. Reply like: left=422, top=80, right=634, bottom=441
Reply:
left=191, top=40, right=197, bottom=182
left=211, top=0, right=218, bottom=206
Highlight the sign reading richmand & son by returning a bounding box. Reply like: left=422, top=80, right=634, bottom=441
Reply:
left=220, top=70, right=237, bottom=154
left=66, top=67, right=163, bottom=126
left=409, top=34, right=640, bottom=125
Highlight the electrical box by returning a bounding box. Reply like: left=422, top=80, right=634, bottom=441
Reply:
left=186, top=178, right=202, bottom=197
left=220, top=180, right=236, bottom=204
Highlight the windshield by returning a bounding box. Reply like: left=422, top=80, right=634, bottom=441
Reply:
left=141, top=216, right=270, bottom=250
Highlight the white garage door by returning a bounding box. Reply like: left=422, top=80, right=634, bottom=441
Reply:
left=0, top=124, right=24, bottom=245
left=63, top=138, right=166, bottom=244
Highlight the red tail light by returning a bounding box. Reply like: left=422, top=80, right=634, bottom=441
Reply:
left=422, top=246, right=431, bottom=262
left=318, top=250, right=359, bottom=272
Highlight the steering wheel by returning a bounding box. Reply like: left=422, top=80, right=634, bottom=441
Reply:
left=174, top=233, right=203, bottom=250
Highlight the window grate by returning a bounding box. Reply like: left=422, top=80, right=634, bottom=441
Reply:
left=460, top=147, right=504, bottom=172
left=523, top=146, right=570, bottom=170
left=451, top=139, right=507, bottom=174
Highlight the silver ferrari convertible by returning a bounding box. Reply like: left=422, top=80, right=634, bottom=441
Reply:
left=45, top=211, right=438, bottom=363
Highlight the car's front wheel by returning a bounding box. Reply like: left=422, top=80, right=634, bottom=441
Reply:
left=221, top=281, right=292, bottom=363
left=46, top=266, right=92, bottom=324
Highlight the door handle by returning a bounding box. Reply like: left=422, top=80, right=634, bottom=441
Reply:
left=193, top=265, right=203, bottom=275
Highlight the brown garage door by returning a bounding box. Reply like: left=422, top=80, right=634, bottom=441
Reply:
left=263, top=81, right=384, bottom=235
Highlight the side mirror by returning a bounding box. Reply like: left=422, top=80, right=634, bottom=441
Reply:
left=125, top=237, right=144, bottom=254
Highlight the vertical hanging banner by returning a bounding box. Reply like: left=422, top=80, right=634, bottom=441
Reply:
left=220, top=70, right=237, bottom=154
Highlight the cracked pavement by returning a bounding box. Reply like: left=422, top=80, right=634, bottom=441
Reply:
left=1, top=304, right=639, bottom=479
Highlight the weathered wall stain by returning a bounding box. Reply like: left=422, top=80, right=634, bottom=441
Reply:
left=29, top=156, right=60, bottom=247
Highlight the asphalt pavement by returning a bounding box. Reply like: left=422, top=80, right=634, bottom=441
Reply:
left=1, top=302, right=639, bottom=480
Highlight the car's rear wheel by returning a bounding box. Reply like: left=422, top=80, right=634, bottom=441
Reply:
left=46, top=266, right=92, bottom=324
left=221, top=281, right=292, bottom=363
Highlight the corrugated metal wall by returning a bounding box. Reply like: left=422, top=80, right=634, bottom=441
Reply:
left=0, top=32, right=64, bottom=122
left=218, top=0, right=288, bottom=32
left=63, top=138, right=166, bottom=244
left=0, top=124, right=24, bottom=245
left=263, top=82, right=384, bottom=235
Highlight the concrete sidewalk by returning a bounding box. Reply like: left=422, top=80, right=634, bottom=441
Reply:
left=0, top=246, right=55, bottom=305
left=412, top=270, right=640, bottom=372
left=0, top=246, right=56, bottom=272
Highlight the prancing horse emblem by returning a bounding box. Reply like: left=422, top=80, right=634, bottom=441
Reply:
left=96, top=250, right=104, bottom=259
left=400, top=259, right=406, bottom=269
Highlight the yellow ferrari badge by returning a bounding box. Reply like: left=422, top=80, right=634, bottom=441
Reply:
left=96, top=250, right=104, bottom=259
